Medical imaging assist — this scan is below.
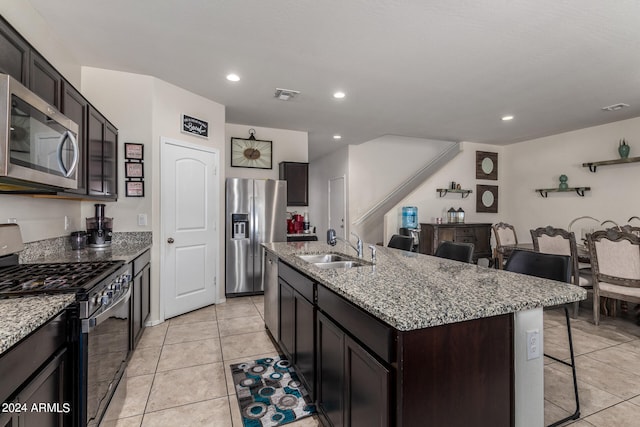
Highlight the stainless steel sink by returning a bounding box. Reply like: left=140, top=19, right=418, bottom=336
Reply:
left=297, top=253, right=373, bottom=269
left=312, top=260, right=370, bottom=269
left=297, top=253, right=351, bottom=263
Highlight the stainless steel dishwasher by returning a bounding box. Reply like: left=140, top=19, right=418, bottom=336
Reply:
left=263, top=249, right=279, bottom=341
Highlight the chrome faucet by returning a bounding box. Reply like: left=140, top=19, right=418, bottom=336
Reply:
left=327, top=229, right=363, bottom=258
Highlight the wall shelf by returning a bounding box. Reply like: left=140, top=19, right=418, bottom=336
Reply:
left=436, top=189, right=472, bottom=198
left=535, top=187, right=591, bottom=198
left=582, top=156, right=640, bottom=172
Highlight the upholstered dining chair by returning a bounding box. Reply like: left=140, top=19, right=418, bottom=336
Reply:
left=387, top=234, right=414, bottom=251
left=492, top=222, right=518, bottom=269
left=587, top=229, right=640, bottom=326
left=531, top=226, right=593, bottom=317
left=504, top=250, right=580, bottom=426
left=434, top=241, right=474, bottom=263
left=619, top=224, right=640, bottom=237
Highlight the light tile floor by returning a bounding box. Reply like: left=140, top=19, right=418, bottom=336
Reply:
left=99, top=295, right=320, bottom=427
left=99, top=296, right=640, bottom=427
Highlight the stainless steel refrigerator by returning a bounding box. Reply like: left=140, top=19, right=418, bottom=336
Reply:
left=225, top=178, right=287, bottom=296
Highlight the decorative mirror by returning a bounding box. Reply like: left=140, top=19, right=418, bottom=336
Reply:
left=476, top=151, right=498, bottom=180
left=476, top=185, right=498, bottom=213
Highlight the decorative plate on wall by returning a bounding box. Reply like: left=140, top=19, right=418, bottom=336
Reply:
left=476, top=151, right=498, bottom=180
left=231, top=136, right=273, bottom=169
left=476, top=184, right=498, bottom=213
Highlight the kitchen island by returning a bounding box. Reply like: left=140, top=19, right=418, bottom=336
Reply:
left=263, top=241, right=586, bottom=427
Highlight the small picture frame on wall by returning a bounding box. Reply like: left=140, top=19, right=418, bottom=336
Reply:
left=124, top=143, right=144, bottom=160
left=125, top=162, right=144, bottom=178
left=125, top=181, right=144, bottom=197
left=476, top=184, right=498, bottom=213
left=476, top=151, right=498, bottom=180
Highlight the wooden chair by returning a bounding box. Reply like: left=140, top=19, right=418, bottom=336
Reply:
left=434, top=241, right=474, bottom=263
left=531, top=226, right=593, bottom=317
left=530, top=226, right=593, bottom=288
left=492, top=222, right=518, bottom=269
left=504, top=250, right=580, bottom=426
left=619, top=224, right=640, bottom=236
left=587, top=229, right=640, bottom=326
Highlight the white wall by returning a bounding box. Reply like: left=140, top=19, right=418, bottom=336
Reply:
left=309, top=146, right=349, bottom=238
left=502, top=116, right=640, bottom=243
left=82, top=68, right=226, bottom=323
left=386, top=141, right=504, bottom=244
left=81, top=67, right=154, bottom=231
left=225, top=124, right=308, bottom=180
left=348, top=136, right=455, bottom=222
left=0, top=197, right=81, bottom=242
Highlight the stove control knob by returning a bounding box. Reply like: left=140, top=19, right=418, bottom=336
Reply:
left=113, top=281, right=122, bottom=291
left=101, top=293, right=111, bottom=305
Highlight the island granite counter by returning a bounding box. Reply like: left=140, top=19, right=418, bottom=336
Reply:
left=263, top=241, right=586, bottom=427
left=0, top=294, right=75, bottom=356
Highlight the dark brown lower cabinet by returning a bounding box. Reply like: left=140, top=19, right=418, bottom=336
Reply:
left=18, top=348, right=69, bottom=427
left=317, top=312, right=344, bottom=427
left=0, top=309, right=71, bottom=427
left=275, top=260, right=515, bottom=427
left=278, top=278, right=315, bottom=398
left=316, top=311, right=389, bottom=427
left=131, top=250, right=151, bottom=349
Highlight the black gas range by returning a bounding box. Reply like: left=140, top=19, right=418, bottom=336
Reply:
left=0, top=227, right=133, bottom=427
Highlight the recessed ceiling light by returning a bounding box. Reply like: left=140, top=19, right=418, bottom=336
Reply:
left=333, top=91, right=346, bottom=99
left=333, top=135, right=342, bottom=140
left=226, top=73, right=240, bottom=82
left=501, top=115, right=514, bottom=121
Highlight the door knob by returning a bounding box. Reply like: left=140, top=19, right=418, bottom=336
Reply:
left=167, top=238, right=174, bottom=244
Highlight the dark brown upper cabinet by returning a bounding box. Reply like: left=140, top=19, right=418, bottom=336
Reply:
left=29, top=51, right=62, bottom=109
left=279, top=162, right=309, bottom=206
left=87, top=106, right=118, bottom=200
left=0, top=16, right=119, bottom=201
left=0, top=18, right=29, bottom=85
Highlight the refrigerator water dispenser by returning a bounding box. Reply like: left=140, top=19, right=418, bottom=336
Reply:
left=231, top=214, right=249, bottom=239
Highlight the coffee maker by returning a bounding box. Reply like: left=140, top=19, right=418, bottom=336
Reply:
left=86, top=204, right=113, bottom=248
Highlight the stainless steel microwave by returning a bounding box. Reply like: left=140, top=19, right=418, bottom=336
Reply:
left=0, top=73, right=79, bottom=192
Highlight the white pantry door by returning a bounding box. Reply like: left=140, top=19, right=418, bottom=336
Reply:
left=161, top=138, right=219, bottom=319
left=328, top=176, right=346, bottom=239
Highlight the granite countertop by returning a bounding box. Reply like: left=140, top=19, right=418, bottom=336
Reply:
left=20, top=232, right=152, bottom=265
left=263, top=241, right=587, bottom=331
left=0, top=294, right=76, bottom=355
left=0, top=232, right=152, bottom=357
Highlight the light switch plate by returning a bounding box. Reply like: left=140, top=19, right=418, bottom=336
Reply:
left=137, top=213, right=148, bottom=226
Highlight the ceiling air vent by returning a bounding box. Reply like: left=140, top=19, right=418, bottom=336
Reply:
left=601, top=103, right=630, bottom=112
left=274, top=88, right=300, bottom=101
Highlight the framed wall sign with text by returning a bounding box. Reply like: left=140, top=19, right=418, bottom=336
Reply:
left=126, top=181, right=144, bottom=197
left=125, top=162, right=144, bottom=178
left=124, top=143, right=144, bottom=160
left=182, top=114, right=209, bottom=138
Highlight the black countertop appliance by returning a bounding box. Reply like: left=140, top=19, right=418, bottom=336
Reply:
left=86, top=204, right=112, bottom=248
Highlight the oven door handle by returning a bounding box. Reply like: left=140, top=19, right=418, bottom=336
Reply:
left=82, top=285, right=132, bottom=333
